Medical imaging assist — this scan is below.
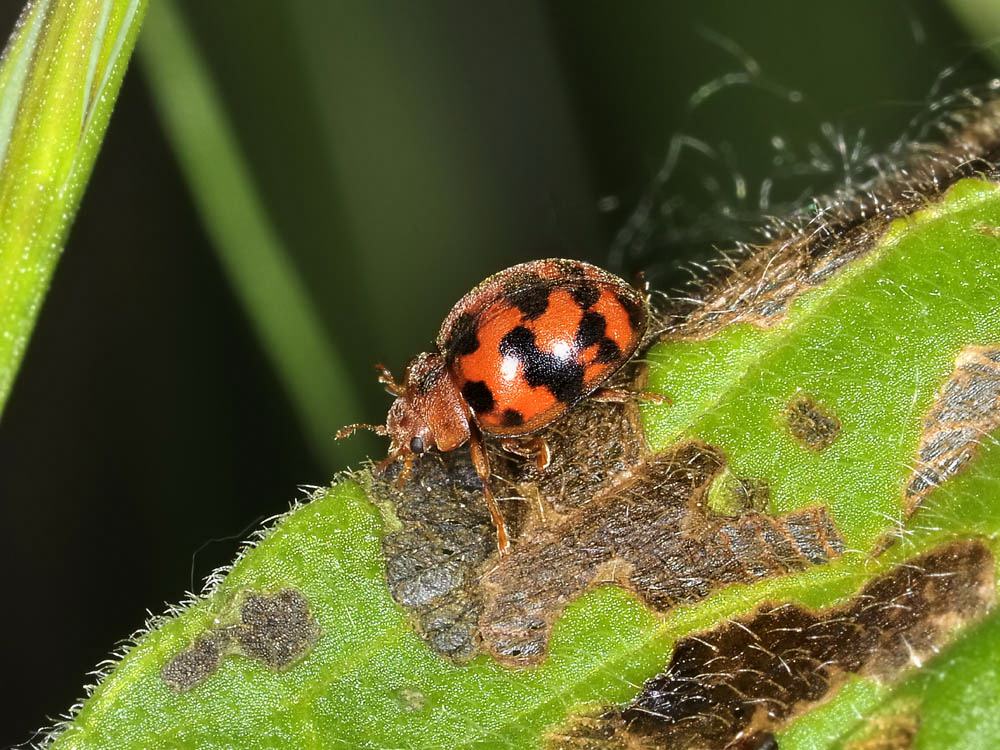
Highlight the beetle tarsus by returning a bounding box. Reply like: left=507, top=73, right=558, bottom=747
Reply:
left=638, top=390, right=671, bottom=405
left=500, top=436, right=552, bottom=471
left=591, top=386, right=671, bottom=406
left=483, top=483, right=511, bottom=557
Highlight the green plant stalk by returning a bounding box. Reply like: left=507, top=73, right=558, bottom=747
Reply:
left=139, top=0, right=364, bottom=469
left=0, top=0, right=147, bottom=417
left=41, top=177, right=1000, bottom=749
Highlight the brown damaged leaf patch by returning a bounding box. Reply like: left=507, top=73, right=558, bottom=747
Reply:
left=160, top=631, right=229, bottom=693
left=663, top=101, right=1000, bottom=339
left=481, top=441, right=843, bottom=665
left=547, top=539, right=994, bottom=750
left=371, top=383, right=844, bottom=665
left=161, top=589, right=320, bottom=692
left=785, top=393, right=841, bottom=451
left=509, top=390, right=648, bottom=518
left=906, top=345, right=1000, bottom=516
left=369, top=449, right=505, bottom=662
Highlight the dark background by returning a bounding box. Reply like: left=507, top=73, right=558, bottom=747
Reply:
left=0, top=1, right=992, bottom=746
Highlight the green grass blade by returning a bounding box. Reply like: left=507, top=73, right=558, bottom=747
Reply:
left=139, top=0, right=363, bottom=469
left=0, top=0, right=147, bottom=417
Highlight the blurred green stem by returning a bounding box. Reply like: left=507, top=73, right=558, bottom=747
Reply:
left=140, top=0, right=363, bottom=469
left=0, top=0, right=146, bottom=417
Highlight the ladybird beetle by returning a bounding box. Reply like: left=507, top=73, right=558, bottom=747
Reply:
left=338, top=258, right=664, bottom=555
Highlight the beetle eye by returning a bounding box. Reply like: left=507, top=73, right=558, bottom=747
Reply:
left=409, top=436, right=425, bottom=454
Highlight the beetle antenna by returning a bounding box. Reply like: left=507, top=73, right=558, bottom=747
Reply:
left=335, top=423, right=388, bottom=440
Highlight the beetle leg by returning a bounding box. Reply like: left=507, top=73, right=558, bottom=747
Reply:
left=500, top=436, right=552, bottom=471
left=375, top=363, right=406, bottom=397
left=468, top=431, right=511, bottom=557
left=592, top=386, right=671, bottom=405
left=372, top=447, right=414, bottom=487
left=375, top=448, right=399, bottom=475
left=394, top=451, right=415, bottom=487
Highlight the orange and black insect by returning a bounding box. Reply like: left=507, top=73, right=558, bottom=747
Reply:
left=338, top=258, right=663, bottom=555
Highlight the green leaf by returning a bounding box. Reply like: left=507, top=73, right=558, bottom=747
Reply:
left=138, top=0, right=364, bottom=469
left=41, top=144, right=1000, bottom=750
left=0, top=0, right=146, bottom=417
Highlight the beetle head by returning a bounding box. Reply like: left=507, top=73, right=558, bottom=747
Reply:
left=339, top=353, right=471, bottom=481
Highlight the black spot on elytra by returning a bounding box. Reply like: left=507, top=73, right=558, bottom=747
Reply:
left=570, top=281, right=600, bottom=309
left=503, top=271, right=543, bottom=293
left=575, top=310, right=606, bottom=349
left=501, top=409, right=525, bottom=427
left=500, top=325, right=585, bottom=404
left=498, top=326, right=535, bottom=362
left=462, top=380, right=495, bottom=414
left=617, top=291, right=646, bottom=331
left=445, top=313, right=480, bottom=357
left=507, top=286, right=550, bottom=320
left=596, top=338, right=622, bottom=364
